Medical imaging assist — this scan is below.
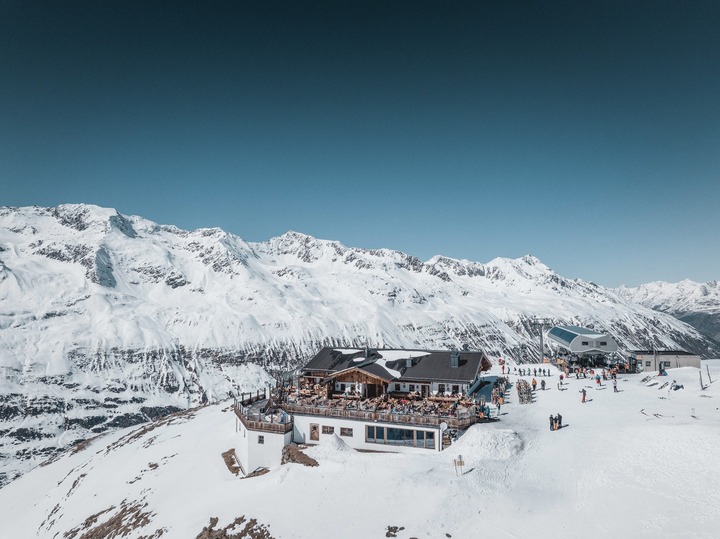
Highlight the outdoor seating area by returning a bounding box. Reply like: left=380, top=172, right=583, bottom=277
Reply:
left=282, top=385, right=486, bottom=428
left=233, top=393, right=293, bottom=434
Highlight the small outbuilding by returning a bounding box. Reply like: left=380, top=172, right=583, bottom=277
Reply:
left=628, top=350, right=701, bottom=372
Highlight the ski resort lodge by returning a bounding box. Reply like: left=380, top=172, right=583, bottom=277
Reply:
left=233, top=347, right=493, bottom=475
left=546, top=325, right=619, bottom=367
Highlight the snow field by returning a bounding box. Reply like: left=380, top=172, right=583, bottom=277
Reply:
left=0, top=362, right=718, bottom=538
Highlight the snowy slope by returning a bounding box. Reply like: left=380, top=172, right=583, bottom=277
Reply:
left=0, top=361, right=718, bottom=538
left=618, top=280, right=720, bottom=341
left=1, top=204, right=717, bottom=487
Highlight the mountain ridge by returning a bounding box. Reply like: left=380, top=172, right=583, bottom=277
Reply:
left=1, top=203, right=718, bottom=487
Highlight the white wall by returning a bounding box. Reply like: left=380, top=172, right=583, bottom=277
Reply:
left=634, top=353, right=701, bottom=371
left=292, top=414, right=440, bottom=453
left=235, top=422, right=292, bottom=475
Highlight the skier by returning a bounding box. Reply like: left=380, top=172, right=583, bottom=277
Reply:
left=541, top=379, right=546, bottom=390
left=557, top=413, right=563, bottom=429
left=549, top=414, right=555, bottom=431
left=581, top=388, right=586, bottom=403
left=612, top=378, right=618, bottom=393
left=559, top=373, right=564, bottom=385
left=531, top=378, right=537, bottom=391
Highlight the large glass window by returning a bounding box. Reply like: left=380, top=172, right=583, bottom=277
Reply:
left=366, top=426, right=434, bottom=449
left=386, top=428, right=415, bottom=447
left=424, top=431, right=435, bottom=449
left=366, top=425, right=385, bottom=443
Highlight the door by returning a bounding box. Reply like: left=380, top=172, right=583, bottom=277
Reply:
left=310, top=423, right=319, bottom=441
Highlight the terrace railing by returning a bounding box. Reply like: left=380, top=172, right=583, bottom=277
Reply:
left=281, top=403, right=479, bottom=430
left=233, top=391, right=293, bottom=434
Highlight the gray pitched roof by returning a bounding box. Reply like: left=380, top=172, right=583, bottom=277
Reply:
left=302, top=347, right=487, bottom=384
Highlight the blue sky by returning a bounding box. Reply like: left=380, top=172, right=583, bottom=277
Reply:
left=1, top=1, right=718, bottom=287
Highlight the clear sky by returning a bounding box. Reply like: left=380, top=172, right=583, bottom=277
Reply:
left=1, top=1, right=718, bottom=287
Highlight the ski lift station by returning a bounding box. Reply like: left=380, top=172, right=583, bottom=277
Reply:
left=547, top=325, right=619, bottom=367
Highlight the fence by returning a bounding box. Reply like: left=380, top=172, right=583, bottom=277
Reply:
left=281, top=403, right=479, bottom=429
left=233, top=389, right=293, bottom=434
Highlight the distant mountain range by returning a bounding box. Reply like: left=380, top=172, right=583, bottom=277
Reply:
left=0, top=204, right=717, bottom=486
left=618, top=280, right=720, bottom=343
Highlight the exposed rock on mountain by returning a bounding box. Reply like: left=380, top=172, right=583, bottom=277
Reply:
left=0, top=204, right=717, bottom=486
left=618, top=280, right=720, bottom=343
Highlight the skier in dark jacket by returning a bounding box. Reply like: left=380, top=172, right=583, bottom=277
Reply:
left=549, top=415, right=555, bottom=431
left=557, top=413, right=563, bottom=429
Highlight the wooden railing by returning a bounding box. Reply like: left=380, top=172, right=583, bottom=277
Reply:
left=281, top=403, right=479, bottom=429
left=234, top=405, right=293, bottom=434
left=233, top=389, right=293, bottom=434
left=235, top=389, right=269, bottom=407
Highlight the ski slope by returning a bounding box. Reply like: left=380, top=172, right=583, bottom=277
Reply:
left=1, top=361, right=718, bottom=538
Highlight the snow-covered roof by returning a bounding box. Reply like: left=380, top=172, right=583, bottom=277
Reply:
left=302, top=347, right=486, bottom=384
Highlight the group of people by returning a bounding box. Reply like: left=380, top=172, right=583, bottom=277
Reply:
left=516, top=367, right=550, bottom=377
left=491, top=378, right=509, bottom=413
left=516, top=379, right=533, bottom=404
left=549, top=413, right=563, bottom=431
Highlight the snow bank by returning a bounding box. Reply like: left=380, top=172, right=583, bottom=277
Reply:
left=304, top=434, right=353, bottom=460
left=450, top=425, right=523, bottom=461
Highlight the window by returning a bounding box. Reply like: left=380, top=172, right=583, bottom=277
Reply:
left=600, top=341, right=607, bottom=346
left=310, top=423, right=319, bottom=441
left=438, top=384, right=446, bottom=394
left=322, top=425, right=334, bottom=435
left=417, top=430, right=435, bottom=449
left=340, top=427, right=353, bottom=437
left=258, top=435, right=264, bottom=444
left=340, top=383, right=346, bottom=392
left=408, top=384, right=416, bottom=391
left=366, top=425, right=385, bottom=443
left=366, top=426, right=434, bottom=449
left=646, top=361, right=652, bottom=367
left=582, top=341, right=589, bottom=346
left=386, top=427, right=415, bottom=447
left=452, top=385, right=459, bottom=394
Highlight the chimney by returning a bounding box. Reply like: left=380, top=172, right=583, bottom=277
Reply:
left=451, top=350, right=459, bottom=368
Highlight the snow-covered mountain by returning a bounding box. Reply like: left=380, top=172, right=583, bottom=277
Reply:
left=1, top=204, right=717, bottom=487
left=1, top=363, right=718, bottom=538
left=618, top=280, right=720, bottom=342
